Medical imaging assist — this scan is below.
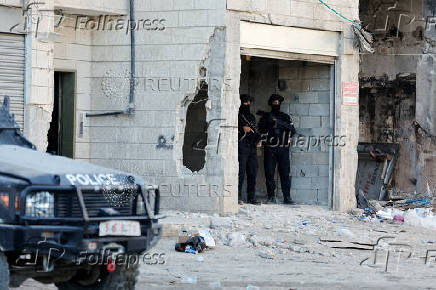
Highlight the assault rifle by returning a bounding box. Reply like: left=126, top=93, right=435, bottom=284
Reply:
left=240, top=113, right=260, bottom=135
left=256, top=110, right=296, bottom=136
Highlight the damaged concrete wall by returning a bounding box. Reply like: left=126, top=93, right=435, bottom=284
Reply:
left=360, top=0, right=436, bottom=194
left=417, top=0, right=436, bottom=193
left=359, top=74, right=416, bottom=192
left=23, top=0, right=55, bottom=151
left=418, top=0, right=436, bottom=136
left=84, top=1, right=233, bottom=214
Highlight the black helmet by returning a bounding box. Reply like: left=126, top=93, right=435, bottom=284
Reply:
left=240, top=94, right=253, bottom=103
left=268, top=94, right=284, bottom=105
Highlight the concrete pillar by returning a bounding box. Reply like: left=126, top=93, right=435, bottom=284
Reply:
left=24, top=0, right=55, bottom=151
left=333, top=29, right=359, bottom=211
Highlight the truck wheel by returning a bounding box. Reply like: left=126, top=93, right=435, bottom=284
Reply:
left=56, top=264, right=139, bottom=290
left=0, top=252, right=10, bottom=290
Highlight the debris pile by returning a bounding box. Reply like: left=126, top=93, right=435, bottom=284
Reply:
left=354, top=195, right=436, bottom=229
left=175, top=230, right=215, bottom=254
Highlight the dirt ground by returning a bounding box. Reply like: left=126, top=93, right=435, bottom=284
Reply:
left=16, top=204, right=436, bottom=289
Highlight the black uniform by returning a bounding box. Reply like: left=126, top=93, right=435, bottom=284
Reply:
left=258, top=95, right=295, bottom=203
left=238, top=104, right=259, bottom=203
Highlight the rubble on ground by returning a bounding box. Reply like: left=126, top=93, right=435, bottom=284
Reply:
left=166, top=197, right=436, bottom=268
left=166, top=204, right=384, bottom=261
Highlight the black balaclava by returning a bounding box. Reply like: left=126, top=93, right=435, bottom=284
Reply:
left=268, top=94, right=284, bottom=114
left=239, top=94, right=252, bottom=115
left=271, top=103, right=281, bottom=113
left=240, top=103, right=250, bottom=114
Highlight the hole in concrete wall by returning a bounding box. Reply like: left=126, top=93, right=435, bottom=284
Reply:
left=182, top=81, right=208, bottom=172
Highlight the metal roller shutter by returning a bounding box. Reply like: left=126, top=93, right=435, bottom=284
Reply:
left=0, top=33, right=25, bottom=129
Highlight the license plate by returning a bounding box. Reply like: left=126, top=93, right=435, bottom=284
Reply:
left=99, top=220, right=141, bottom=237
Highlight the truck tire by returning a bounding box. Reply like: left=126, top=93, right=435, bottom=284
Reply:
left=56, top=264, right=139, bottom=290
left=0, top=252, right=10, bottom=290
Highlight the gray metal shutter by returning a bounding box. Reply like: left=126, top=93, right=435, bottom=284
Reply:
left=0, top=33, right=25, bottom=129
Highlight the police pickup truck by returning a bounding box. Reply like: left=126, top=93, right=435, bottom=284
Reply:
left=0, top=97, right=162, bottom=289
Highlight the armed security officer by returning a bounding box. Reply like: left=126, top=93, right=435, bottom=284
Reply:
left=258, top=94, right=296, bottom=204
left=238, top=94, right=260, bottom=205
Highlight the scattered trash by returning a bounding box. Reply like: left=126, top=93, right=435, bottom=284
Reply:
left=175, top=235, right=207, bottom=253
left=376, top=209, right=393, bottom=220
left=185, top=245, right=198, bottom=254
left=376, top=208, right=403, bottom=221
left=364, top=208, right=376, bottom=215
left=359, top=215, right=368, bottom=221
left=258, top=249, right=275, bottom=259
left=368, top=200, right=383, bottom=212
left=198, top=229, right=216, bottom=248
left=247, top=285, right=260, bottom=290
left=393, top=215, right=404, bottom=223
left=300, top=220, right=311, bottom=226
left=181, top=276, right=197, bottom=284
left=404, top=208, right=436, bottom=229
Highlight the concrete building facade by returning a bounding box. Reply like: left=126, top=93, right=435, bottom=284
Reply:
left=0, top=0, right=363, bottom=214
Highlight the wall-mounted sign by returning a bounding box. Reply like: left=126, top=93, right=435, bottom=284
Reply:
left=342, top=82, right=359, bottom=106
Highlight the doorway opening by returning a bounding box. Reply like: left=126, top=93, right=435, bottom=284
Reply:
left=47, top=71, right=75, bottom=158
left=239, top=56, right=333, bottom=205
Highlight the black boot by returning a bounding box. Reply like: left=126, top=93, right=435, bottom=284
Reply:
left=283, top=198, right=295, bottom=205
left=266, top=196, right=275, bottom=204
